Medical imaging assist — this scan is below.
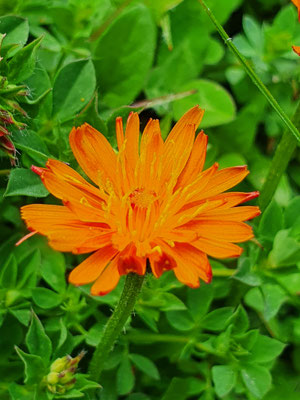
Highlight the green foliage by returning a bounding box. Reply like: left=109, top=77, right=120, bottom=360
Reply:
left=0, top=0, right=300, bottom=399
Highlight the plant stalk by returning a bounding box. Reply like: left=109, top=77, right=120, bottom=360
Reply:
left=89, top=273, right=144, bottom=382
left=198, top=0, right=300, bottom=144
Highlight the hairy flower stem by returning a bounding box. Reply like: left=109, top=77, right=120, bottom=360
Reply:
left=198, top=0, right=300, bottom=144
left=89, top=273, right=145, bottom=382
left=259, top=101, right=300, bottom=212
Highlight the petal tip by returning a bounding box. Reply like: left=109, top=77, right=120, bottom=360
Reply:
left=31, top=165, right=44, bottom=176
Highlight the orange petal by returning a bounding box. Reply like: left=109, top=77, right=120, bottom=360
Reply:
left=198, top=166, right=249, bottom=200
left=211, top=191, right=259, bottom=208
left=21, top=204, right=111, bottom=253
left=292, top=45, right=300, bottom=55
left=175, top=130, right=208, bottom=189
left=69, top=246, right=118, bottom=285
left=118, top=254, right=146, bottom=275
left=69, top=123, right=117, bottom=188
left=163, top=242, right=212, bottom=285
left=124, top=112, right=140, bottom=182
left=148, top=251, right=176, bottom=278
left=195, top=220, right=254, bottom=242
left=40, top=170, right=105, bottom=222
left=200, top=206, right=261, bottom=222
left=46, top=159, right=94, bottom=187
left=193, top=237, right=243, bottom=258
left=21, top=204, right=79, bottom=231
left=159, top=123, right=196, bottom=189
left=90, top=256, right=121, bottom=296
left=166, top=106, right=204, bottom=144
left=139, top=119, right=163, bottom=188
left=116, top=116, right=124, bottom=150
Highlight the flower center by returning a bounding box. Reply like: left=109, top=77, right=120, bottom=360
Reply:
left=129, top=188, right=157, bottom=209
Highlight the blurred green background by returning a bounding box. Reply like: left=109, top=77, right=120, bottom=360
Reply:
left=0, top=0, right=300, bottom=399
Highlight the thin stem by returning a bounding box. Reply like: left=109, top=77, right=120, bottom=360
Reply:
left=198, top=0, right=300, bottom=144
left=259, top=101, right=300, bottom=212
left=212, top=268, right=235, bottom=277
left=89, top=273, right=144, bottom=382
left=0, top=169, right=10, bottom=175
left=126, top=332, right=223, bottom=357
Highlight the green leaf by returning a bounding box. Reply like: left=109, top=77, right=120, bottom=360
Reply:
left=233, top=257, right=262, bottom=287
left=75, top=374, right=102, bottom=391
left=0, top=253, right=17, bottom=288
left=230, top=305, right=249, bottom=334
left=187, top=284, right=214, bottom=321
left=94, top=4, right=156, bottom=107
left=0, top=16, right=29, bottom=53
left=259, top=200, right=283, bottom=242
left=117, top=357, right=135, bottom=395
left=248, top=335, right=286, bottom=363
left=204, top=37, right=224, bottom=65
left=86, top=321, right=105, bottom=347
left=56, top=318, right=68, bottom=350
left=235, top=330, right=259, bottom=352
left=30, top=24, right=61, bottom=52
left=74, top=95, right=107, bottom=137
left=243, top=15, right=264, bottom=52
left=162, top=377, right=190, bottom=400
left=172, top=79, right=236, bottom=128
left=130, top=354, right=160, bottom=380
left=12, top=130, right=50, bottom=165
left=26, top=311, right=52, bottom=363
left=155, top=292, right=186, bottom=312
left=241, top=364, right=272, bottom=398
left=284, top=196, right=300, bottom=228
left=4, top=168, right=49, bottom=197
left=269, top=230, right=300, bottom=267
left=8, top=36, right=43, bottom=83
left=8, top=383, right=36, bottom=400
left=218, top=152, right=246, bottom=169
left=244, top=284, right=287, bottom=320
left=32, top=287, right=62, bottom=309
left=15, top=346, right=46, bottom=384
left=9, top=309, right=31, bottom=326
left=17, top=249, right=40, bottom=289
left=40, top=248, right=66, bottom=293
left=212, top=365, right=236, bottom=397
left=52, top=59, right=96, bottom=122
left=201, top=307, right=234, bottom=332
left=166, top=310, right=195, bottom=331
left=25, top=62, right=52, bottom=104
left=55, top=389, right=84, bottom=398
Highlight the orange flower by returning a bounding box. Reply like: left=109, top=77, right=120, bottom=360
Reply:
left=292, top=0, right=300, bottom=55
left=20, top=106, right=260, bottom=295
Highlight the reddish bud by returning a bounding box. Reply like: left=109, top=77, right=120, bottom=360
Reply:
left=31, top=165, right=44, bottom=176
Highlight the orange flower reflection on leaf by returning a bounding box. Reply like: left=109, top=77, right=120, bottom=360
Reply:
left=292, top=0, right=300, bottom=55
left=20, top=106, right=260, bottom=295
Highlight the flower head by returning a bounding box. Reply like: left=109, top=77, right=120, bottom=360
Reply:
left=20, top=106, right=260, bottom=295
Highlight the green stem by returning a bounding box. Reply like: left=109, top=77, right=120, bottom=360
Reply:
left=198, top=0, right=300, bottom=144
left=126, top=332, right=223, bottom=357
left=259, top=101, right=300, bottom=212
left=0, top=169, right=10, bottom=175
left=89, top=273, right=144, bottom=382
left=212, top=268, right=235, bottom=277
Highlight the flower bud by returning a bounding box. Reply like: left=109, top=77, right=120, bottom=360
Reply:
left=50, top=356, right=69, bottom=373
left=44, top=351, right=86, bottom=395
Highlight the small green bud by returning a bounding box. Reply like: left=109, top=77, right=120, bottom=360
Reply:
left=50, top=356, right=69, bottom=373
left=45, top=351, right=86, bottom=394
left=46, top=372, right=59, bottom=385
